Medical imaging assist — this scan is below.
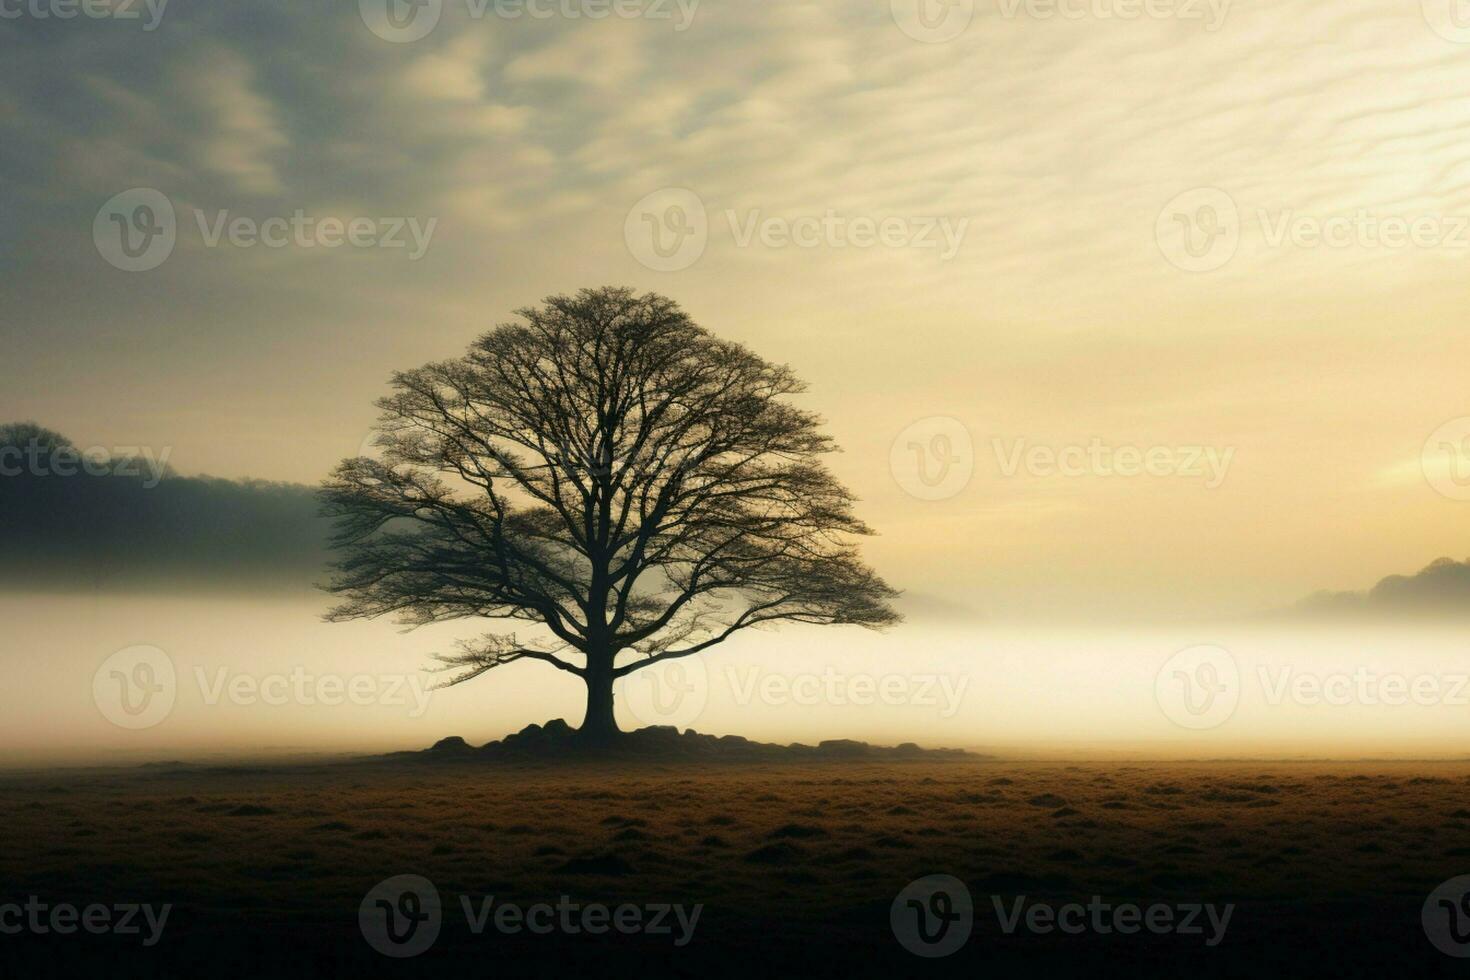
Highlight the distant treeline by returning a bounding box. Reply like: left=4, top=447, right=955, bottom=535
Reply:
left=1, top=423, right=329, bottom=593
left=1286, top=557, right=1470, bottom=620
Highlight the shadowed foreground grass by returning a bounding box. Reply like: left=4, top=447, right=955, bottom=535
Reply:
left=2, top=758, right=1468, bottom=976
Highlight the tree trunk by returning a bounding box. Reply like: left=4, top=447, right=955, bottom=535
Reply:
left=578, top=662, right=620, bottom=745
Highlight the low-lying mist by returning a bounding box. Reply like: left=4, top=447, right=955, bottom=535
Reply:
left=7, top=590, right=1470, bottom=768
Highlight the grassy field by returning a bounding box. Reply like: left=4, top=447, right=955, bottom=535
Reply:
left=3, top=757, right=1469, bottom=975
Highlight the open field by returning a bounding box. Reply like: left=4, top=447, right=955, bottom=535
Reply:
left=3, top=757, right=1469, bottom=976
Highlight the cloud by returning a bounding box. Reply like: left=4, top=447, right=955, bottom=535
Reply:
left=7, top=1, right=1470, bottom=619
left=182, top=45, right=289, bottom=196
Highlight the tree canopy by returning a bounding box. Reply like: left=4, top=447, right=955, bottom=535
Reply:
left=321, top=286, right=899, bottom=740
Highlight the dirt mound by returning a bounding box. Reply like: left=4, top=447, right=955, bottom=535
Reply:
left=406, top=721, right=974, bottom=763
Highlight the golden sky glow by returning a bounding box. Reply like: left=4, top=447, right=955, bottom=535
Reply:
left=5, top=1, right=1470, bottom=761
left=8, top=1, right=1470, bottom=617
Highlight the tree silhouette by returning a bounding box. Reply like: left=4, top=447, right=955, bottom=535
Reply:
left=321, top=287, right=899, bottom=744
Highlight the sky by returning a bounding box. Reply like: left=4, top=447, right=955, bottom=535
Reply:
left=5, top=0, right=1470, bottom=761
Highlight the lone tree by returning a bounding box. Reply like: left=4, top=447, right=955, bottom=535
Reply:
left=322, top=287, right=899, bottom=745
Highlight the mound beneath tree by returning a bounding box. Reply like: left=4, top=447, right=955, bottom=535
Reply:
left=390, top=720, right=977, bottom=763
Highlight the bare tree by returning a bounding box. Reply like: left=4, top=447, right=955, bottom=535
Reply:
left=322, top=287, right=899, bottom=744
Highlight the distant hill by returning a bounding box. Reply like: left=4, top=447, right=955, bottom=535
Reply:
left=0, top=423, right=329, bottom=593
left=1284, top=557, right=1470, bottom=620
